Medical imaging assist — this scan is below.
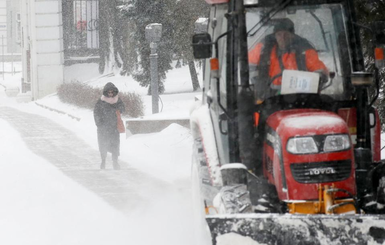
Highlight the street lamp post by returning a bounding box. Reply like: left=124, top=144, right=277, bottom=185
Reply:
left=145, top=23, right=162, bottom=114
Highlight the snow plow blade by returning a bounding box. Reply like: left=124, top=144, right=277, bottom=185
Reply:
left=207, top=213, right=385, bottom=245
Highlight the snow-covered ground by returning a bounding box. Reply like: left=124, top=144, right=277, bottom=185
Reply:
left=0, top=62, right=206, bottom=245
left=0, top=119, right=132, bottom=245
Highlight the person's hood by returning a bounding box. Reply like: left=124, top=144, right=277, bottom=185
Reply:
left=273, top=18, right=295, bottom=34
left=102, top=82, right=119, bottom=97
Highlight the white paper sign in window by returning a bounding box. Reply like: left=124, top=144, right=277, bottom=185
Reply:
left=281, top=70, right=320, bottom=95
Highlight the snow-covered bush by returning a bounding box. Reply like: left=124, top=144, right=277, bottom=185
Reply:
left=57, top=82, right=144, bottom=118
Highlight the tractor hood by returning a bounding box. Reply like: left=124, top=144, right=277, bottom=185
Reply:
left=266, top=109, right=349, bottom=137
left=265, top=109, right=355, bottom=201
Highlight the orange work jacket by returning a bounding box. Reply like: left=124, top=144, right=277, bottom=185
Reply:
left=248, top=42, right=328, bottom=86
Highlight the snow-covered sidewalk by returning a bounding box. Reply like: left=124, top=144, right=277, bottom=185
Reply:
left=0, top=100, right=197, bottom=245
left=0, top=63, right=198, bottom=245
left=0, top=118, right=132, bottom=245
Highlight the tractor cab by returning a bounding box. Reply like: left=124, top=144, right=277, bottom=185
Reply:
left=247, top=5, right=350, bottom=102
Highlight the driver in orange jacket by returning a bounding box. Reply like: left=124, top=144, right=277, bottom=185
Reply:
left=248, top=18, right=329, bottom=103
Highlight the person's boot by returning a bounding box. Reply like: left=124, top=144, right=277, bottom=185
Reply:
left=100, top=153, right=107, bottom=170
left=113, top=161, right=120, bottom=170
left=112, top=154, right=120, bottom=170
left=100, top=161, right=106, bottom=169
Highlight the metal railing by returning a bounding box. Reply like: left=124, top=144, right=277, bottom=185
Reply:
left=63, top=0, right=99, bottom=57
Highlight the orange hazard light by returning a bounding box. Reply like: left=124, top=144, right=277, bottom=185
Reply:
left=210, top=58, right=219, bottom=71
left=375, top=48, right=384, bottom=60
left=375, top=47, right=385, bottom=68
left=254, top=112, right=260, bottom=126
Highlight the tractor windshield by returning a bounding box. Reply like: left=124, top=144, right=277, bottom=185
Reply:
left=246, top=4, right=352, bottom=102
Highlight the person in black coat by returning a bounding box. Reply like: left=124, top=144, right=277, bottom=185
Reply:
left=93, top=82, right=125, bottom=170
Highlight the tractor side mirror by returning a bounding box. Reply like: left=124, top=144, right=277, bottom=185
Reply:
left=192, top=33, right=213, bottom=59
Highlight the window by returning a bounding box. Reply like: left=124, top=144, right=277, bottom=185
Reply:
left=246, top=4, right=349, bottom=100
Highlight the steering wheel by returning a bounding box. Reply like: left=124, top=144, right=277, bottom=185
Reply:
left=319, top=71, right=335, bottom=92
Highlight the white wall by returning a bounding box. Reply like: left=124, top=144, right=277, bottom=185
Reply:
left=20, top=0, right=64, bottom=99
left=0, top=0, right=7, bottom=54
left=6, top=0, right=22, bottom=54
left=20, top=0, right=29, bottom=92
left=0, top=0, right=23, bottom=55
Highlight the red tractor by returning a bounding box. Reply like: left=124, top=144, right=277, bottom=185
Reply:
left=190, top=0, right=385, bottom=244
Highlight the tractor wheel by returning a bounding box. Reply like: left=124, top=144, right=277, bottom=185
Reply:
left=216, top=184, right=253, bottom=214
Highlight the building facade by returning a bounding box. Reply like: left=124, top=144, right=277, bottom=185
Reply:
left=20, top=0, right=64, bottom=99
left=0, top=0, right=6, bottom=56
left=19, top=0, right=102, bottom=100
left=6, top=0, right=22, bottom=54
left=0, top=0, right=21, bottom=56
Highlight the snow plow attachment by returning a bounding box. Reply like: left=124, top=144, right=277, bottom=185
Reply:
left=206, top=214, right=385, bottom=245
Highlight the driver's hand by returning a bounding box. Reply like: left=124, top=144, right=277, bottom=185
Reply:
left=314, top=69, right=329, bottom=84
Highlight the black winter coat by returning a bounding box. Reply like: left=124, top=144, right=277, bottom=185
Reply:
left=93, top=83, right=125, bottom=156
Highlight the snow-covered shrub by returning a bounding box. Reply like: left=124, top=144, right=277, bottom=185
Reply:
left=57, top=82, right=144, bottom=118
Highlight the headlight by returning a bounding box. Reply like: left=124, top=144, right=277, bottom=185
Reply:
left=323, top=135, right=350, bottom=152
left=287, top=137, right=318, bottom=154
